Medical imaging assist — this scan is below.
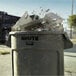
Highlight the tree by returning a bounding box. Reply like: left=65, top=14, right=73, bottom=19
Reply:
left=68, top=15, right=76, bottom=28
left=67, top=15, right=76, bottom=38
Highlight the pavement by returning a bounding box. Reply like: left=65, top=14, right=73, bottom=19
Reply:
left=0, top=54, right=12, bottom=76
left=0, top=45, right=12, bottom=76
left=64, top=43, right=76, bottom=76
left=0, top=43, right=76, bottom=76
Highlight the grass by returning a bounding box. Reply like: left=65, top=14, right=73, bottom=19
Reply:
left=71, top=39, right=76, bottom=44
left=0, top=48, right=10, bottom=55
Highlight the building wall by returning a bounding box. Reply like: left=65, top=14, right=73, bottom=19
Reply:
left=0, top=11, right=20, bottom=43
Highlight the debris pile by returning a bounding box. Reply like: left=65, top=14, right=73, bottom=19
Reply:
left=12, top=12, right=64, bottom=33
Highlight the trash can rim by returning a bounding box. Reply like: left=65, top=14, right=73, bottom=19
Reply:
left=9, top=31, right=64, bottom=35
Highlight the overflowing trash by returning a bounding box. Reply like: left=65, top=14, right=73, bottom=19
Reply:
left=7, top=11, right=73, bottom=49
left=12, top=12, right=64, bottom=33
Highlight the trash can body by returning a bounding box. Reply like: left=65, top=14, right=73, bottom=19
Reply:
left=10, top=31, right=64, bottom=76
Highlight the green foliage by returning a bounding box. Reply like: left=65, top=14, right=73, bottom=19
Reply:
left=67, top=15, right=76, bottom=28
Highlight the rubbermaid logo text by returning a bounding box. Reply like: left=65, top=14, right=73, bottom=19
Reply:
left=21, top=36, right=39, bottom=41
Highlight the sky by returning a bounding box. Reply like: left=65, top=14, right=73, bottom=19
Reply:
left=0, top=0, right=76, bottom=19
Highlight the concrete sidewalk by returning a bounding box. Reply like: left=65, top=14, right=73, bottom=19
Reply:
left=64, top=43, right=76, bottom=76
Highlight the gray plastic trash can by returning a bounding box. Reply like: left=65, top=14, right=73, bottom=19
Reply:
left=10, top=31, right=72, bottom=76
